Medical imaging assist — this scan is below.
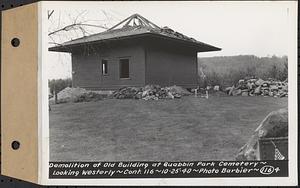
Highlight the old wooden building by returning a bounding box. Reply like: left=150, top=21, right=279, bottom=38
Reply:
left=49, top=14, right=221, bottom=90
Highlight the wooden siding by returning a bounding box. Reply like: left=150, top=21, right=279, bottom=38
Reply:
left=145, top=40, right=198, bottom=88
left=70, top=37, right=199, bottom=90
left=72, top=43, right=145, bottom=90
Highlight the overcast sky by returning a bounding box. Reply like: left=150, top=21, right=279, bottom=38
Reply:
left=47, top=1, right=296, bottom=79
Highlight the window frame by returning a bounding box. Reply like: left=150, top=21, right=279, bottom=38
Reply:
left=101, top=59, right=108, bottom=76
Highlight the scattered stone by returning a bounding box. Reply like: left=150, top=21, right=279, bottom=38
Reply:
left=228, top=85, right=235, bottom=96
left=113, top=87, right=141, bottom=99
left=225, top=86, right=232, bottom=92
left=241, top=91, right=248, bottom=96
left=113, top=85, right=191, bottom=100
left=255, top=78, right=264, bottom=86
left=214, top=85, right=220, bottom=91
left=254, top=86, right=261, bottom=95
left=226, top=78, right=288, bottom=98
left=232, top=89, right=242, bottom=96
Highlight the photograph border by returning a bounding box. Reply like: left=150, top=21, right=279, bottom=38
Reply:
left=39, top=1, right=298, bottom=186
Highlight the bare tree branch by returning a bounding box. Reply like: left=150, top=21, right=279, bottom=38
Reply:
left=48, top=10, right=54, bottom=19
left=48, top=22, right=108, bottom=36
left=48, top=10, right=115, bottom=49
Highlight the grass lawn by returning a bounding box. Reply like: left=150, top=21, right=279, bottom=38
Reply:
left=50, top=96, right=287, bottom=161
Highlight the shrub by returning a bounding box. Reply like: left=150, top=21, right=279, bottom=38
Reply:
left=48, top=78, right=72, bottom=95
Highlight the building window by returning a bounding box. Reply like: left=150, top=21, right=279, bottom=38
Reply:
left=101, top=59, right=108, bottom=75
left=119, top=58, right=130, bottom=79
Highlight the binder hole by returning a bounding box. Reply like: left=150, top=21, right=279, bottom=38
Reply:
left=11, top=38, right=20, bottom=47
left=11, top=141, right=20, bottom=150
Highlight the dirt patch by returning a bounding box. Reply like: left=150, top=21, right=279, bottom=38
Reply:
left=49, top=87, right=112, bottom=104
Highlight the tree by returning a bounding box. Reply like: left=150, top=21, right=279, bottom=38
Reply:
left=48, top=10, right=112, bottom=46
left=269, top=64, right=279, bottom=80
left=279, top=57, right=288, bottom=81
left=206, top=70, right=221, bottom=86
left=48, top=78, right=72, bottom=95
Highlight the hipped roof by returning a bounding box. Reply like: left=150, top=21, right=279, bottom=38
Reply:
left=49, top=14, right=221, bottom=52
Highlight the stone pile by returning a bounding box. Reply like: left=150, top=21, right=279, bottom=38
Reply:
left=225, top=78, right=288, bottom=97
left=113, top=85, right=191, bottom=100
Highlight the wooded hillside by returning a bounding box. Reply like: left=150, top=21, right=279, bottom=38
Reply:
left=198, top=55, right=288, bottom=87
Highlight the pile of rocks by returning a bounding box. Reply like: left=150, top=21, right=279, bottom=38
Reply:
left=225, top=78, right=288, bottom=97
left=113, top=87, right=141, bottom=99
left=113, top=85, right=191, bottom=100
